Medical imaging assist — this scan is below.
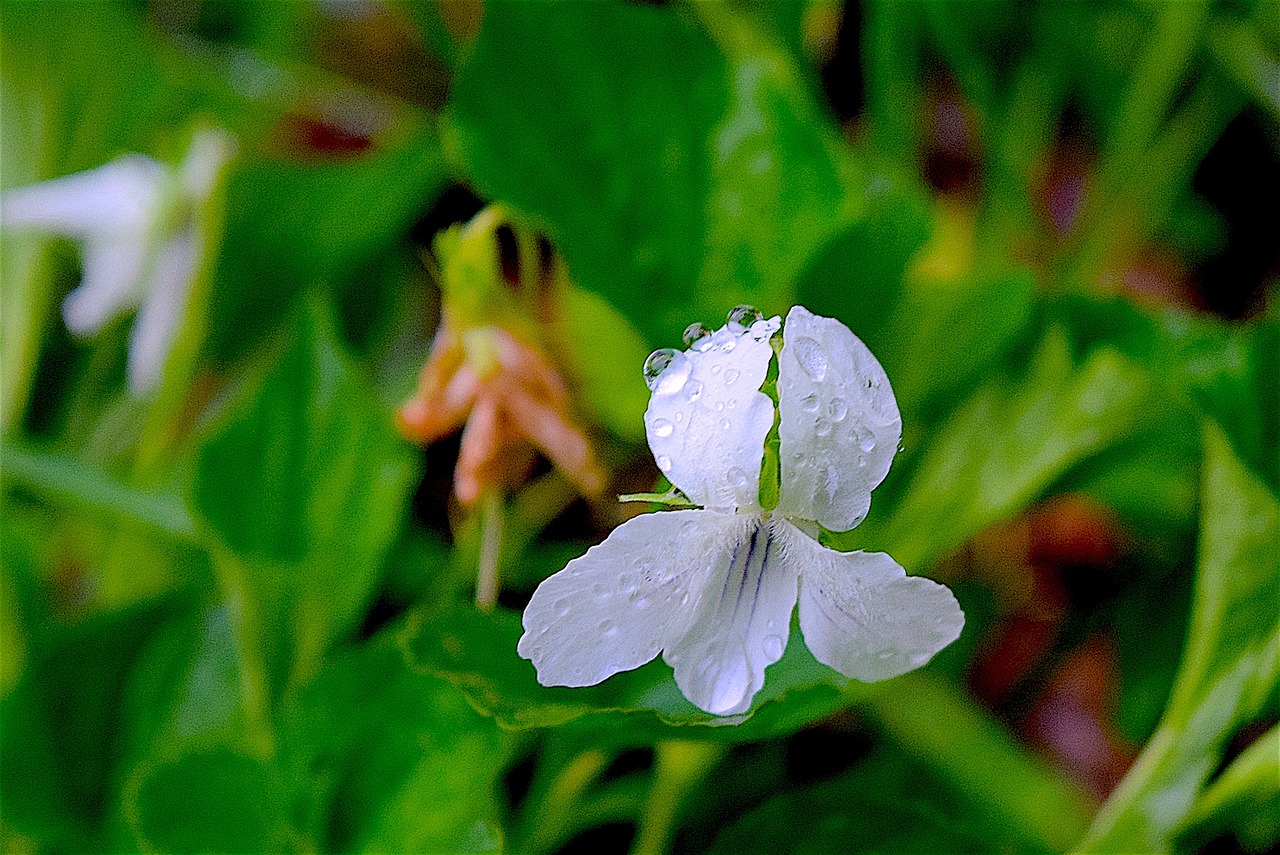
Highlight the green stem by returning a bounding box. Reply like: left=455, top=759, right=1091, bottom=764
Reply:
left=518, top=748, right=611, bottom=855
left=631, top=741, right=723, bottom=855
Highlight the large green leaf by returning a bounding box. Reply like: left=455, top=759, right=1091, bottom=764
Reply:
left=190, top=299, right=418, bottom=693
left=1077, top=426, right=1280, bottom=853
left=446, top=2, right=853, bottom=343
left=401, top=604, right=855, bottom=743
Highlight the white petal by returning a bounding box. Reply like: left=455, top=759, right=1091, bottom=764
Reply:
left=665, top=515, right=799, bottom=715
left=127, top=228, right=200, bottom=396
left=775, top=521, right=963, bottom=682
left=644, top=317, right=779, bottom=512
left=776, top=305, right=901, bottom=531
left=0, top=155, right=163, bottom=237
left=518, top=509, right=742, bottom=689
left=61, top=235, right=151, bottom=336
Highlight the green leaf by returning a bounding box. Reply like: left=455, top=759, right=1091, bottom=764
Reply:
left=190, top=298, right=418, bottom=693
left=860, top=330, right=1150, bottom=571
left=210, top=128, right=448, bottom=364
left=870, top=269, right=1038, bottom=420
left=446, top=2, right=852, bottom=343
left=710, top=743, right=1053, bottom=855
left=548, top=284, right=652, bottom=443
left=400, top=604, right=856, bottom=743
left=862, top=672, right=1094, bottom=853
left=281, top=637, right=510, bottom=855
left=1076, top=426, right=1280, bottom=853
left=0, top=593, right=179, bottom=851
left=127, top=749, right=292, bottom=855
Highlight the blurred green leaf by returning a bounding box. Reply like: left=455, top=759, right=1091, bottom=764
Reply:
left=191, top=298, right=418, bottom=693
left=210, top=129, right=448, bottom=364
left=0, top=594, right=177, bottom=851
left=1058, top=295, right=1280, bottom=496
left=127, top=749, right=292, bottom=855
left=1077, top=426, right=1280, bottom=853
left=446, top=2, right=852, bottom=343
left=861, top=330, right=1149, bottom=570
left=281, top=637, right=510, bottom=855
left=871, top=269, right=1038, bottom=420
left=710, top=743, right=1050, bottom=855
left=862, top=672, right=1094, bottom=853
left=548, top=284, right=652, bottom=443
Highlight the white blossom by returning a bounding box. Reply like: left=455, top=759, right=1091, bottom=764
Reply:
left=518, top=305, right=964, bottom=716
left=0, top=128, right=233, bottom=396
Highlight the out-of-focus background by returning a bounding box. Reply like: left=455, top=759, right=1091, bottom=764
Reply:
left=1, top=2, right=1277, bottom=854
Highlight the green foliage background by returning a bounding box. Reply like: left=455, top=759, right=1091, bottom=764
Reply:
left=1, top=2, right=1277, bottom=854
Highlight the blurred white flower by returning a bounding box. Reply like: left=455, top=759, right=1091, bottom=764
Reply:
left=518, top=305, right=964, bottom=716
left=0, top=128, right=233, bottom=396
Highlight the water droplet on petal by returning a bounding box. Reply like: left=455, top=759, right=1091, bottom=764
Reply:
left=727, top=466, right=750, bottom=490
left=859, top=432, right=876, bottom=453
left=645, top=348, right=691, bottom=394
left=720, top=418, right=731, bottom=431
left=656, top=454, right=672, bottom=472
left=714, top=401, right=725, bottom=412
left=555, top=598, right=571, bottom=617
left=651, top=418, right=674, bottom=438
left=599, top=619, right=619, bottom=639
left=685, top=379, right=703, bottom=402
left=815, top=418, right=832, bottom=437
left=828, top=397, right=848, bottom=422
left=800, top=394, right=820, bottom=413
left=763, top=634, right=784, bottom=660
left=683, top=321, right=714, bottom=351
left=727, top=304, right=763, bottom=330
left=791, top=336, right=828, bottom=381
left=724, top=368, right=740, bottom=385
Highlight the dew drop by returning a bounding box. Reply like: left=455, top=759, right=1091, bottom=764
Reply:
left=828, top=397, right=848, bottom=422
left=645, top=348, right=691, bottom=394
left=763, top=634, right=784, bottom=660
left=800, top=394, right=820, bottom=413
left=727, top=466, right=750, bottom=490
left=714, top=401, right=725, bottom=412
left=724, top=368, right=740, bottom=385
left=859, top=432, right=876, bottom=453
left=656, top=454, right=672, bottom=472
left=555, top=598, right=571, bottom=617
left=815, top=418, right=832, bottom=437
left=727, top=304, right=763, bottom=330
left=720, top=418, right=731, bottom=431
left=726, top=399, right=737, bottom=409
left=685, top=379, right=703, bottom=402
left=683, top=321, right=713, bottom=351
left=599, top=620, right=619, bottom=639
left=791, top=336, right=828, bottom=381
left=651, top=418, right=674, bottom=438
left=719, top=337, right=737, bottom=353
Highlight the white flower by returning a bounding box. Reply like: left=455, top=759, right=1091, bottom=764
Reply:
left=0, top=128, right=233, bottom=396
left=518, top=305, right=964, bottom=716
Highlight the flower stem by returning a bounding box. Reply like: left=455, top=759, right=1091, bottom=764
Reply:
left=474, top=490, right=505, bottom=611
left=630, top=741, right=723, bottom=855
